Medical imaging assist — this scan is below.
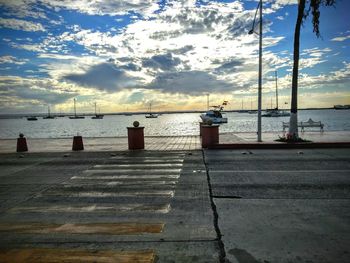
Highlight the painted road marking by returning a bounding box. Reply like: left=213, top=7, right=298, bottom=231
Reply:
left=43, top=190, right=175, bottom=198
left=10, top=204, right=171, bottom=214
left=83, top=169, right=182, bottom=174
left=65, top=180, right=178, bottom=186
left=94, top=163, right=183, bottom=168
left=71, top=175, right=180, bottom=180
left=0, top=248, right=155, bottom=263
left=0, top=222, right=164, bottom=235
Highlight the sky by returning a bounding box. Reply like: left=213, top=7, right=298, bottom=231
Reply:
left=0, top=0, right=349, bottom=114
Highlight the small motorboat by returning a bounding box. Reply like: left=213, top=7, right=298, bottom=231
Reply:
left=200, top=101, right=228, bottom=124
left=145, top=113, right=158, bottom=118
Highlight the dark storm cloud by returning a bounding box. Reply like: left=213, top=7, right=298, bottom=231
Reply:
left=142, top=53, right=181, bottom=71
left=146, top=70, right=233, bottom=95
left=62, top=62, right=141, bottom=92
left=214, top=59, right=244, bottom=73
left=0, top=80, right=77, bottom=104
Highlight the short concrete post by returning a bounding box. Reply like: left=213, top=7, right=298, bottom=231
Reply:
left=16, top=133, right=28, bottom=152
left=72, top=135, right=84, bottom=151
left=201, top=124, right=219, bottom=148
left=127, top=121, right=144, bottom=150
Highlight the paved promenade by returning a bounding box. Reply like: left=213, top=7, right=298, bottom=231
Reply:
left=0, top=131, right=349, bottom=153
left=0, top=147, right=349, bottom=262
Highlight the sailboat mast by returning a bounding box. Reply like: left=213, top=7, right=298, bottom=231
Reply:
left=94, top=102, right=97, bottom=115
left=206, top=94, right=209, bottom=111
left=275, top=70, right=278, bottom=109
left=74, top=98, right=77, bottom=117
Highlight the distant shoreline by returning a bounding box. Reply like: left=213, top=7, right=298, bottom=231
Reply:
left=0, top=107, right=343, bottom=119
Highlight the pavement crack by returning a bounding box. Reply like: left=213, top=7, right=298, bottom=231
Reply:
left=213, top=195, right=242, bottom=199
left=202, top=150, right=227, bottom=263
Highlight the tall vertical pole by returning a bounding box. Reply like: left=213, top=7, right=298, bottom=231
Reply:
left=275, top=70, right=278, bottom=109
left=207, top=94, right=209, bottom=111
left=257, top=0, right=262, bottom=142
left=74, top=98, right=76, bottom=117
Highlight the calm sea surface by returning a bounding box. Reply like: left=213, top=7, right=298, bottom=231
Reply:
left=0, top=109, right=349, bottom=139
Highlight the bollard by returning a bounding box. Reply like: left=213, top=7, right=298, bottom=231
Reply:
left=16, top=133, right=28, bottom=152
left=72, top=135, right=84, bottom=151
left=201, top=124, right=219, bottom=148
left=127, top=121, right=144, bottom=150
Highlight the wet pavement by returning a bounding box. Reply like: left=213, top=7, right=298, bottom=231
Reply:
left=0, top=148, right=349, bottom=262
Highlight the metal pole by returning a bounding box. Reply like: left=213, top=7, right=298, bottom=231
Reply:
left=257, top=0, right=262, bottom=142
left=207, top=94, right=209, bottom=111
left=275, top=70, right=278, bottom=109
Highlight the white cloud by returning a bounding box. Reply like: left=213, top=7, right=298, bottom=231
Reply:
left=0, top=18, right=45, bottom=31
left=0, top=55, right=28, bottom=65
left=0, top=0, right=47, bottom=19
left=331, top=35, right=350, bottom=42
left=0, top=0, right=160, bottom=18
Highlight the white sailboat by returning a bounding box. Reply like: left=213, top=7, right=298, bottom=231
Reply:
left=43, top=105, right=55, bottom=119
left=262, top=71, right=290, bottom=117
left=69, top=98, right=85, bottom=119
left=91, top=102, right=104, bottom=119
left=145, top=102, right=158, bottom=118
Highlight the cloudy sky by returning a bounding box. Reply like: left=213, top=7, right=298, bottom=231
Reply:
left=0, top=0, right=349, bottom=114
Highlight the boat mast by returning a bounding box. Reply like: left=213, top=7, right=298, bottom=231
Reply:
left=206, top=94, right=209, bottom=111
left=73, top=98, right=77, bottom=117
left=275, top=70, right=278, bottom=109
left=94, top=102, right=97, bottom=115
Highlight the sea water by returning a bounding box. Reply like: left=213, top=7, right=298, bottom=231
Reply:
left=0, top=109, right=349, bottom=139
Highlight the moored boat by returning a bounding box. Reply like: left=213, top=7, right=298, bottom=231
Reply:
left=43, top=105, right=55, bottom=119
left=262, top=71, right=290, bottom=117
left=91, top=102, right=104, bottom=119
left=334, top=105, right=350, bottom=110
left=69, top=98, right=85, bottom=119
left=145, top=103, right=158, bottom=118
left=200, top=101, right=228, bottom=124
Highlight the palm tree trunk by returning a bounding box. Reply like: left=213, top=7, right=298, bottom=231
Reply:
left=289, top=0, right=306, bottom=139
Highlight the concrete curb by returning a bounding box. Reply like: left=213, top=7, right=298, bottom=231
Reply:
left=207, top=142, right=350, bottom=149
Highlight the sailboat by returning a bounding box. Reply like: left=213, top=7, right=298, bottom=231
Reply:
left=262, top=71, right=290, bottom=117
left=43, top=105, right=55, bottom=119
left=238, top=99, right=249, bottom=113
left=124, top=107, right=133, bottom=116
left=91, top=102, right=104, bottom=119
left=69, top=98, right=85, bottom=119
left=248, top=98, right=257, bottom=114
left=145, top=102, right=158, bottom=118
